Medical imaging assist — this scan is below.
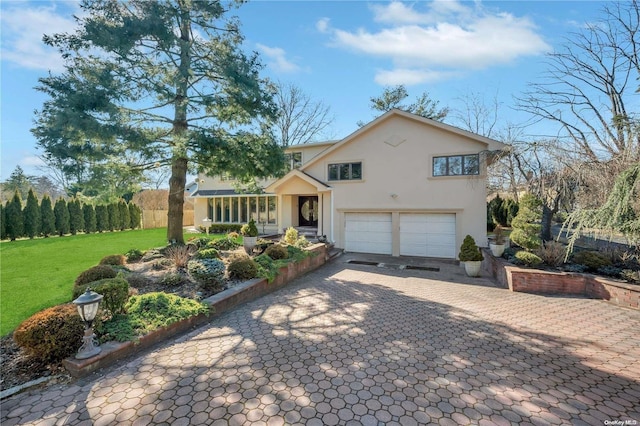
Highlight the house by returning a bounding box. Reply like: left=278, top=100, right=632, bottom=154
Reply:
left=190, top=109, right=507, bottom=258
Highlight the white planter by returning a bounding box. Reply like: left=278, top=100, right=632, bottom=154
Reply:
left=243, top=236, right=257, bottom=254
left=464, top=260, right=482, bottom=277
left=490, top=243, right=505, bottom=257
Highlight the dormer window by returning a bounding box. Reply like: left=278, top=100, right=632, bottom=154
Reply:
left=433, top=155, right=479, bottom=176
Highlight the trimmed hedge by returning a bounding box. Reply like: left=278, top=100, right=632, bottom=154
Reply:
left=74, top=265, right=118, bottom=291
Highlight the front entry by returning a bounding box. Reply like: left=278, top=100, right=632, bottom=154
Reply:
left=298, top=196, right=318, bottom=227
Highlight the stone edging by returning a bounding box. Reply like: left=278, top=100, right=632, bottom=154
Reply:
left=63, top=243, right=328, bottom=378
left=482, top=248, right=639, bottom=310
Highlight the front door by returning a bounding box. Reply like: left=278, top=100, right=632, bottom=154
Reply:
left=298, top=196, right=318, bottom=227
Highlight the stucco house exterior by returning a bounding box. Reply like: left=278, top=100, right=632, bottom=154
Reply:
left=190, top=109, right=507, bottom=258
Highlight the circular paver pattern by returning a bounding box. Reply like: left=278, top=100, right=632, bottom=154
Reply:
left=2, top=257, right=639, bottom=425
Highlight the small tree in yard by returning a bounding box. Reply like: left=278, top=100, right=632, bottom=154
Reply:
left=510, top=194, right=542, bottom=251
left=40, top=194, right=56, bottom=237
left=23, top=188, right=41, bottom=239
left=83, top=203, right=97, bottom=233
left=118, top=199, right=130, bottom=231
left=5, top=191, right=24, bottom=241
left=53, top=197, right=70, bottom=236
left=68, top=198, right=84, bottom=235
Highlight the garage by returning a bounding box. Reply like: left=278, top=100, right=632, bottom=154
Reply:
left=400, top=213, right=456, bottom=258
left=345, top=213, right=392, bottom=255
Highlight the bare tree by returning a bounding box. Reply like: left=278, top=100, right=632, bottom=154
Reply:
left=452, top=90, right=501, bottom=139
left=273, top=82, right=335, bottom=146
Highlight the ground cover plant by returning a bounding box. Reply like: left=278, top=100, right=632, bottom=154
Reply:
left=0, top=228, right=197, bottom=336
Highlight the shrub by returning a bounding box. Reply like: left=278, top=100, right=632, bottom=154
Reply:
left=294, top=235, right=310, bottom=248
left=227, top=254, right=258, bottom=280
left=240, top=219, right=258, bottom=237
left=597, top=266, right=622, bottom=278
left=254, top=254, right=278, bottom=283
left=283, top=227, right=299, bottom=246
left=571, top=251, right=612, bottom=271
left=165, top=244, right=194, bottom=269
left=75, top=265, right=117, bottom=288
left=264, top=244, right=289, bottom=260
left=458, top=235, right=483, bottom=262
left=124, top=273, right=152, bottom=289
left=141, top=249, right=164, bottom=262
left=99, top=254, right=126, bottom=266
left=287, top=245, right=310, bottom=262
left=510, top=194, right=542, bottom=251
left=563, top=264, right=588, bottom=273
left=227, top=231, right=240, bottom=239
left=125, top=248, right=144, bottom=263
left=255, top=238, right=274, bottom=254
left=76, top=275, right=129, bottom=315
left=14, top=304, right=85, bottom=363
left=187, top=258, right=226, bottom=290
left=208, top=237, right=240, bottom=251
left=535, top=241, right=566, bottom=267
left=514, top=251, right=543, bottom=266
left=161, top=271, right=187, bottom=287
left=187, top=237, right=211, bottom=249
left=194, top=248, right=220, bottom=259
left=152, top=258, right=173, bottom=270
left=621, top=269, right=640, bottom=283
left=198, top=224, right=242, bottom=234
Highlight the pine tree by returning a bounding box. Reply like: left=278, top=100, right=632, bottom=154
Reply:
left=107, top=202, right=120, bottom=231
left=510, top=194, right=542, bottom=251
left=118, top=199, right=130, bottom=231
left=54, top=197, right=70, bottom=236
left=5, top=191, right=24, bottom=241
left=129, top=202, right=141, bottom=229
left=83, top=203, right=97, bottom=233
left=0, top=203, right=7, bottom=240
left=95, top=204, right=108, bottom=232
left=68, top=198, right=84, bottom=235
left=40, top=194, right=56, bottom=237
left=23, top=188, right=41, bottom=239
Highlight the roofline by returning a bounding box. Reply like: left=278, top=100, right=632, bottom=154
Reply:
left=265, top=169, right=331, bottom=193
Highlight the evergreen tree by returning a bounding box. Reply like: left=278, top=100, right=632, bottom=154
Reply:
left=83, top=203, right=97, bottom=233
left=68, top=198, right=84, bottom=235
left=107, top=202, right=120, bottom=232
left=53, top=197, right=70, bottom=236
left=23, top=188, right=41, bottom=239
left=0, top=203, right=6, bottom=240
left=95, top=204, right=108, bottom=232
left=118, top=199, right=130, bottom=231
left=5, top=191, right=24, bottom=241
left=129, top=202, right=141, bottom=229
left=510, top=194, right=542, bottom=251
left=40, top=194, right=56, bottom=237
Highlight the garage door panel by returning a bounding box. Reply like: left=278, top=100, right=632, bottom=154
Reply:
left=345, top=213, right=392, bottom=255
left=400, top=213, right=456, bottom=258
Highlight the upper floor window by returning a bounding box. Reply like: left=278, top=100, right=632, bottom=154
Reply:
left=433, top=154, right=479, bottom=176
left=284, top=152, right=302, bottom=171
left=328, top=162, right=362, bottom=181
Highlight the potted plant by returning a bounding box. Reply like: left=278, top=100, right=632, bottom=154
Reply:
left=458, top=235, right=484, bottom=277
left=240, top=219, right=259, bottom=254
left=489, top=225, right=506, bottom=257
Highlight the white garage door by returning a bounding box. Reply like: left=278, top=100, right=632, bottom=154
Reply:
left=345, top=213, right=392, bottom=255
left=400, top=213, right=456, bottom=258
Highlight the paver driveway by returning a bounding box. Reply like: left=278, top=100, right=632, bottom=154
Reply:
left=2, top=255, right=640, bottom=425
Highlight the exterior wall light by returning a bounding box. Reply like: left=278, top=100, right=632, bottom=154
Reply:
left=72, top=288, right=103, bottom=359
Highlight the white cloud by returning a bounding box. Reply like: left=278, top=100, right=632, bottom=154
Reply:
left=328, top=1, right=550, bottom=86
left=0, top=4, right=79, bottom=72
left=21, top=155, right=46, bottom=168
left=316, top=17, right=330, bottom=33
left=256, top=43, right=301, bottom=73
left=374, top=68, right=456, bottom=86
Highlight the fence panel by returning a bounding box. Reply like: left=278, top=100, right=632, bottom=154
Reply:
left=141, top=210, right=194, bottom=229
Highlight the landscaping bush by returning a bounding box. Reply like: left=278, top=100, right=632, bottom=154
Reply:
left=458, top=235, right=483, bottom=262
left=510, top=194, right=542, bottom=251
left=255, top=238, right=274, bottom=254
left=563, top=264, right=588, bottom=273
left=160, top=271, right=187, bottom=287
left=152, top=258, right=173, bottom=270
left=514, top=251, right=543, bottom=266
left=571, top=251, right=612, bottom=271
left=535, top=241, right=566, bottom=267
left=187, top=258, right=226, bottom=290
left=187, top=237, right=211, bottom=249
left=140, top=249, right=164, bottom=262
left=14, top=304, right=85, bottom=363
left=125, top=248, right=144, bottom=263
left=198, top=224, right=242, bottom=234
left=227, top=254, right=258, bottom=280
left=597, top=266, right=622, bottom=278
left=75, top=275, right=129, bottom=315
left=264, top=244, right=289, bottom=260
left=165, top=244, right=194, bottom=269
left=99, top=254, right=126, bottom=266
left=74, top=265, right=117, bottom=288
left=254, top=254, right=278, bottom=283
left=194, top=248, right=220, bottom=259
left=283, top=227, right=299, bottom=246
left=207, top=236, right=240, bottom=251
left=621, top=269, right=640, bottom=284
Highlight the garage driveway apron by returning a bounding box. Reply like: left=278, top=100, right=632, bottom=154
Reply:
left=2, top=254, right=639, bottom=425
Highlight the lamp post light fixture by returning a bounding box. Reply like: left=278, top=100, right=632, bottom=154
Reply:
left=72, top=288, right=103, bottom=359
left=202, top=217, right=212, bottom=235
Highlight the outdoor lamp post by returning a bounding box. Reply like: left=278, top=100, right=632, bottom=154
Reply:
left=202, top=217, right=212, bottom=235
left=72, top=288, right=103, bottom=359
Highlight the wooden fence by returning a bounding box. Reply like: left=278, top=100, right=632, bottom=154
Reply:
left=141, top=210, right=194, bottom=229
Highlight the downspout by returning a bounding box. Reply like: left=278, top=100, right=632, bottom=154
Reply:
left=329, top=188, right=335, bottom=243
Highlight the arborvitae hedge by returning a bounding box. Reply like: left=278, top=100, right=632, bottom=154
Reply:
left=23, top=189, right=41, bottom=239
left=95, top=204, right=108, bottom=232
left=83, top=203, right=97, bottom=233
left=129, top=203, right=141, bottom=229
left=54, top=198, right=70, bottom=236
left=5, top=191, right=24, bottom=241
left=118, top=200, right=130, bottom=230
left=107, top=203, right=119, bottom=231
left=40, top=195, right=56, bottom=237
left=0, top=204, right=6, bottom=240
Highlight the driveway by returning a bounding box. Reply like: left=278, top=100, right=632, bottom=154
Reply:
left=2, top=254, right=639, bottom=425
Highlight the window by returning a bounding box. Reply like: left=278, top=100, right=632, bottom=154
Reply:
left=207, top=196, right=277, bottom=225
left=284, top=152, right=303, bottom=171
left=433, top=155, right=479, bottom=176
left=328, top=162, right=362, bottom=181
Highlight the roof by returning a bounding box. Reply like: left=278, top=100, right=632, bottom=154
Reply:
left=265, top=169, right=332, bottom=193
left=301, top=109, right=508, bottom=172
left=189, top=189, right=240, bottom=197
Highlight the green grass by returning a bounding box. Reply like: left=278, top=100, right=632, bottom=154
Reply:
left=0, top=228, right=201, bottom=336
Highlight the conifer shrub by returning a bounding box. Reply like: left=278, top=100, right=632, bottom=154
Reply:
left=264, top=243, right=289, bottom=260
left=99, top=254, right=126, bottom=266
left=187, top=236, right=212, bottom=250
left=207, top=236, right=240, bottom=251
left=160, top=271, right=187, bottom=287
left=571, top=251, right=612, bottom=271
left=40, top=195, right=56, bottom=237
left=77, top=275, right=129, bottom=315
left=187, top=258, right=225, bottom=290
left=14, top=304, right=85, bottom=363
left=53, top=197, right=70, bottom=236
left=74, top=265, right=117, bottom=289
left=227, top=254, right=258, bottom=280
left=68, top=198, right=84, bottom=235
left=23, top=188, right=40, bottom=239
left=514, top=251, right=543, bottom=266
left=194, top=248, right=220, bottom=259
left=458, top=235, right=483, bottom=262
left=510, top=194, right=542, bottom=251
left=95, top=204, right=109, bottom=232
left=125, top=248, right=144, bottom=263
left=0, top=204, right=5, bottom=240
left=5, top=191, right=24, bottom=240
left=83, top=203, right=97, bottom=233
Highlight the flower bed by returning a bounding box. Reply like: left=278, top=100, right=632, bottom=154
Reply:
left=483, top=248, right=640, bottom=310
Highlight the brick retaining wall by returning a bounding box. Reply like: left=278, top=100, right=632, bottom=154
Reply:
left=483, top=248, right=639, bottom=310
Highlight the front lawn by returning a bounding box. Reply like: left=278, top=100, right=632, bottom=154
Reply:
left=0, top=229, right=203, bottom=336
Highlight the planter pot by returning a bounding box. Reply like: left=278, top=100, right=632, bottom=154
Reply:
left=243, top=236, right=257, bottom=254
left=490, top=243, right=505, bottom=257
left=464, top=260, right=482, bottom=277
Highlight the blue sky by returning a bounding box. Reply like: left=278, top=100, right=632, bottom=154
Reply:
left=0, top=0, right=606, bottom=181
